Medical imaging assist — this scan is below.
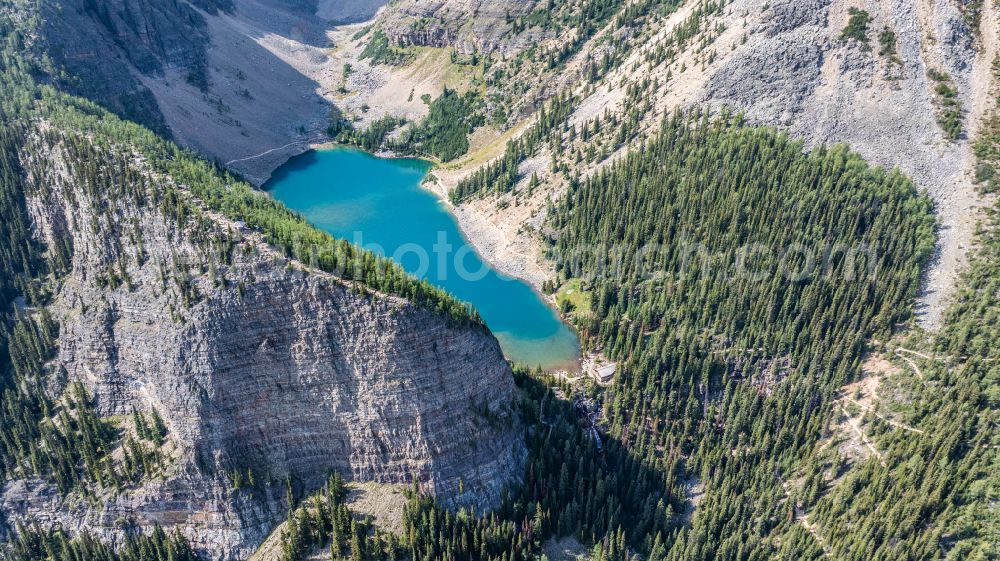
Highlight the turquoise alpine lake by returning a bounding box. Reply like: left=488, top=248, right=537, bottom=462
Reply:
left=264, top=146, right=581, bottom=370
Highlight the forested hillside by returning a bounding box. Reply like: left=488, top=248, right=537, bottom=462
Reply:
left=248, top=109, right=994, bottom=561
left=1, top=0, right=997, bottom=560
left=6, top=526, right=199, bottom=561
left=544, top=110, right=990, bottom=560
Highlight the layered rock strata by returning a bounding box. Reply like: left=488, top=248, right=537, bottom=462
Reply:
left=1, top=128, right=524, bottom=560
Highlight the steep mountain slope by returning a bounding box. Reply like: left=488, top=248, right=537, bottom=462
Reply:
left=328, top=2, right=996, bottom=560
left=419, top=0, right=991, bottom=331
left=0, top=9, right=525, bottom=559
left=570, top=0, right=990, bottom=330
left=47, top=0, right=986, bottom=317
left=1, top=1, right=996, bottom=560
left=37, top=0, right=346, bottom=184
left=39, top=0, right=234, bottom=136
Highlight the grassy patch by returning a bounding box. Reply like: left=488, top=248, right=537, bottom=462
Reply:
left=442, top=120, right=530, bottom=171
left=406, top=46, right=485, bottom=94
left=555, top=278, right=592, bottom=319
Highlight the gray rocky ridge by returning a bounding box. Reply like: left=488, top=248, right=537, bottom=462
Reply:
left=0, top=128, right=525, bottom=560
left=376, top=0, right=548, bottom=54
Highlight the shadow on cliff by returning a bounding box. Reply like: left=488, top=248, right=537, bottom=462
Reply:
left=315, top=0, right=390, bottom=25
left=38, top=0, right=361, bottom=185
left=495, top=368, right=685, bottom=543
left=155, top=0, right=363, bottom=185
left=190, top=273, right=362, bottom=491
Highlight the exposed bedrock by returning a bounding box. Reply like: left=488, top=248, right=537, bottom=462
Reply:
left=1, top=133, right=525, bottom=560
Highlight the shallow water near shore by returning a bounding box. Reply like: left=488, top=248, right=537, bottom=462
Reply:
left=265, top=146, right=580, bottom=370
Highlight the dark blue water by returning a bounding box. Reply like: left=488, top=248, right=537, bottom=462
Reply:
left=265, top=146, right=580, bottom=370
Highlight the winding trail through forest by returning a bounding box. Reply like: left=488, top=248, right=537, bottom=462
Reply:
left=896, top=347, right=997, bottom=364
left=798, top=511, right=832, bottom=558
left=895, top=348, right=940, bottom=361
left=894, top=348, right=928, bottom=382
left=839, top=395, right=925, bottom=434
left=782, top=479, right=831, bottom=558
left=837, top=404, right=887, bottom=467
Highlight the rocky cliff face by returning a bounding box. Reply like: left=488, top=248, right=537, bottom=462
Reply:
left=375, top=0, right=547, bottom=54
left=0, top=127, right=524, bottom=560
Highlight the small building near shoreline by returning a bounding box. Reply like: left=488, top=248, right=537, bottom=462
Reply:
left=595, top=363, right=617, bottom=383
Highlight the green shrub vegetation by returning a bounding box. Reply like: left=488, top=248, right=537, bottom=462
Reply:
left=928, top=69, right=964, bottom=140
left=841, top=7, right=871, bottom=45
left=959, top=0, right=985, bottom=32
left=360, top=29, right=413, bottom=66
left=401, top=88, right=483, bottom=162
left=555, top=278, right=592, bottom=321
left=878, top=26, right=901, bottom=65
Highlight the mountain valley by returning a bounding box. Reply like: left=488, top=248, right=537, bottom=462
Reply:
left=0, top=0, right=996, bottom=560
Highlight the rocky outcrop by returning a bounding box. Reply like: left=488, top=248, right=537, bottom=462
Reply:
left=702, top=0, right=829, bottom=126
left=1, top=128, right=524, bottom=560
left=2, top=470, right=277, bottom=561
left=376, top=0, right=548, bottom=54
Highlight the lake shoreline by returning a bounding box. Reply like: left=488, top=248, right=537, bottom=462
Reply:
left=306, top=142, right=560, bottom=304
left=419, top=171, right=555, bottom=294
left=268, top=145, right=582, bottom=372
left=415, top=171, right=584, bottom=374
